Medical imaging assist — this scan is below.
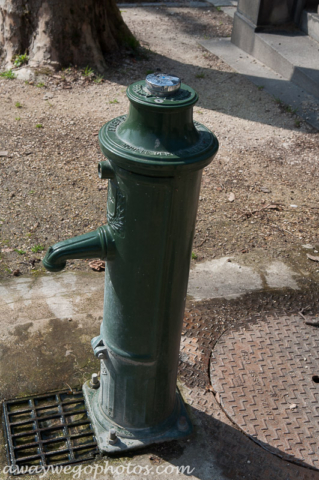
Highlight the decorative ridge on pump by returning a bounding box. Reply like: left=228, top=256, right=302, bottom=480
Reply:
left=42, top=74, right=219, bottom=454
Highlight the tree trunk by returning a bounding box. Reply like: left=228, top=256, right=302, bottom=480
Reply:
left=0, top=0, right=136, bottom=71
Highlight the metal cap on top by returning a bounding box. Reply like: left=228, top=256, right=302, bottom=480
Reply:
left=145, top=74, right=181, bottom=96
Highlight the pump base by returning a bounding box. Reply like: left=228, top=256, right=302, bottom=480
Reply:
left=83, top=381, right=193, bottom=453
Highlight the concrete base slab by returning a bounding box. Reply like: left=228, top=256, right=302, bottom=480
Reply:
left=0, top=271, right=104, bottom=404
left=199, top=38, right=319, bottom=130
left=188, top=257, right=263, bottom=300
left=0, top=271, right=104, bottom=331
left=0, top=256, right=302, bottom=322
left=187, top=256, right=299, bottom=300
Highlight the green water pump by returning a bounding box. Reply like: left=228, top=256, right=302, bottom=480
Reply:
left=43, top=74, right=219, bottom=452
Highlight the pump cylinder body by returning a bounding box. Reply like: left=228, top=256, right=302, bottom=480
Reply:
left=99, top=166, right=202, bottom=429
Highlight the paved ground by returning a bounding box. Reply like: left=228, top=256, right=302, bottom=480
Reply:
left=1, top=258, right=319, bottom=479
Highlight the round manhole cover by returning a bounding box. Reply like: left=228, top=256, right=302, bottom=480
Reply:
left=210, top=315, right=319, bottom=470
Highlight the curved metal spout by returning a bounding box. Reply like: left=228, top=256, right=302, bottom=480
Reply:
left=43, top=225, right=113, bottom=272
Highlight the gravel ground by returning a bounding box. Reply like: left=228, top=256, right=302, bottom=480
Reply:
left=1, top=5, right=319, bottom=280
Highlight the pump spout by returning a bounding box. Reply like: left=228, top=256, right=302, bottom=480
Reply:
left=42, top=225, right=112, bottom=272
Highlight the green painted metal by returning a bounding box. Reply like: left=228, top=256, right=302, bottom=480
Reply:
left=42, top=225, right=113, bottom=272
left=42, top=76, right=219, bottom=452
left=98, top=81, right=216, bottom=176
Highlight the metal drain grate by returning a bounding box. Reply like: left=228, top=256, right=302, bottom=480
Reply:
left=3, top=389, right=99, bottom=474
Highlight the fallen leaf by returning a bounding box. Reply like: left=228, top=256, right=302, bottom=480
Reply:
left=267, top=204, right=281, bottom=210
left=307, top=254, right=319, bottom=262
left=89, top=260, right=105, bottom=271
left=228, top=192, right=235, bottom=202
left=205, top=385, right=214, bottom=392
left=149, top=455, right=161, bottom=465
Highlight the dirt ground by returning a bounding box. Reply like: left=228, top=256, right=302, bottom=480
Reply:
left=1, top=5, right=319, bottom=280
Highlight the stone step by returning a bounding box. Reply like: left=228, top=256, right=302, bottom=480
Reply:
left=300, top=9, right=319, bottom=43
left=247, top=29, right=319, bottom=99
left=199, top=37, right=319, bottom=130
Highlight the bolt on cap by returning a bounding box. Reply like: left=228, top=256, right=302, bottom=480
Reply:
left=145, top=74, right=181, bottom=97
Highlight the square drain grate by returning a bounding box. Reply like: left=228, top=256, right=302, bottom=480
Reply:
left=3, top=389, right=99, bottom=474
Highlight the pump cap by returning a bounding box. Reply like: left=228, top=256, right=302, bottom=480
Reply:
left=145, top=74, right=181, bottom=97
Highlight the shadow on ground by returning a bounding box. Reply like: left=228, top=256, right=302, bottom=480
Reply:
left=110, top=49, right=314, bottom=132
left=113, top=6, right=317, bottom=132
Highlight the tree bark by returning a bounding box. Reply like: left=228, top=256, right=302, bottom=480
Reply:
left=0, top=0, right=137, bottom=71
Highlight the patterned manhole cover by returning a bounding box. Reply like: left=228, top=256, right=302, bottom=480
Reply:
left=210, top=315, right=319, bottom=470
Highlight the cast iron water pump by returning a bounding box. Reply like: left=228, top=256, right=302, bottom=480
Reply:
left=43, top=74, right=218, bottom=452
